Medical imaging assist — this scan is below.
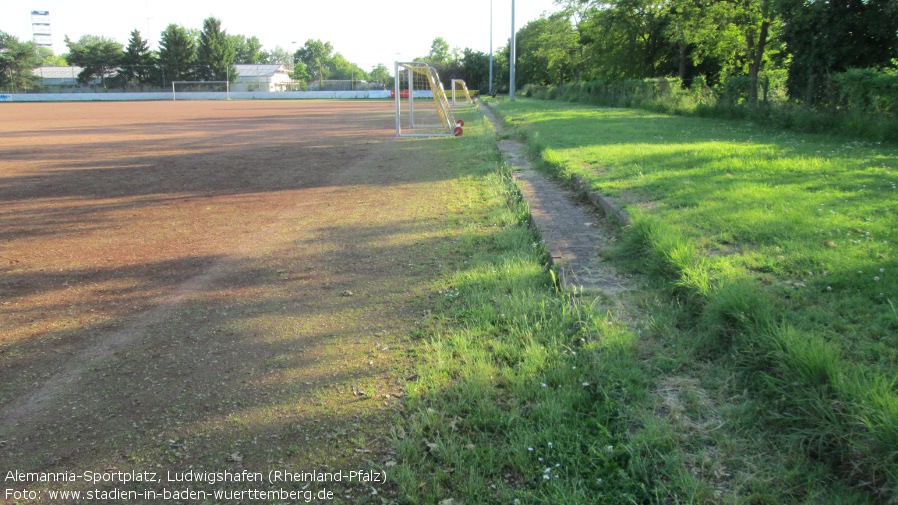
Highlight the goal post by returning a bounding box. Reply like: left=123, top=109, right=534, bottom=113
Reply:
left=394, top=62, right=461, bottom=137
left=450, top=79, right=475, bottom=107
left=171, top=81, right=230, bottom=101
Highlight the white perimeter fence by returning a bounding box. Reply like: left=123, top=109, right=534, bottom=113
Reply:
left=0, top=90, right=392, bottom=102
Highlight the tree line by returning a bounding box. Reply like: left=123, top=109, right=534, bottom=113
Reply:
left=512, top=0, right=898, bottom=107
left=376, top=1, right=896, bottom=105
left=0, top=17, right=391, bottom=91
left=7, top=2, right=894, bottom=102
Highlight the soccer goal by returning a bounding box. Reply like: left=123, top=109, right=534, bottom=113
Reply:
left=450, top=79, right=475, bottom=107
left=394, top=62, right=461, bottom=137
left=171, top=81, right=230, bottom=101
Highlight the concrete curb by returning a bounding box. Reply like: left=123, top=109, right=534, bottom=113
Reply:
left=479, top=99, right=630, bottom=229
left=479, top=100, right=629, bottom=294
left=569, top=176, right=630, bottom=228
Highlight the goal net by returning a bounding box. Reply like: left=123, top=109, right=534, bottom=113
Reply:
left=394, top=62, right=460, bottom=137
left=171, top=80, right=230, bottom=100
left=450, top=79, right=475, bottom=107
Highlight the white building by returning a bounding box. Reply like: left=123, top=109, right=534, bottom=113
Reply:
left=233, top=64, right=292, bottom=92
left=32, top=66, right=94, bottom=88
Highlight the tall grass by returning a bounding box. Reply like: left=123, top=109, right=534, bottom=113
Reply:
left=490, top=98, right=898, bottom=500
left=622, top=212, right=898, bottom=499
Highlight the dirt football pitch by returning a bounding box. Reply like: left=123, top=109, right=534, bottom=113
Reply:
left=0, top=100, right=464, bottom=502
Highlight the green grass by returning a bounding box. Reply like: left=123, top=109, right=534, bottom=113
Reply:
left=391, top=108, right=869, bottom=503
left=485, top=98, right=898, bottom=499
left=391, top=112, right=672, bottom=503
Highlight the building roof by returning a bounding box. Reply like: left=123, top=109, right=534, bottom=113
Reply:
left=235, top=64, right=286, bottom=78
left=32, top=65, right=285, bottom=81
left=32, top=66, right=84, bottom=79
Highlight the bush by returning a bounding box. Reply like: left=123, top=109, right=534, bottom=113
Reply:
left=524, top=68, right=898, bottom=142
left=832, top=67, right=898, bottom=115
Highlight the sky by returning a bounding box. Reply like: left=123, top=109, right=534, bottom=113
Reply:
left=3, top=0, right=562, bottom=71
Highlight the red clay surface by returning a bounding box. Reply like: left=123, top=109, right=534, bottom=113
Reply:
left=0, top=100, right=457, bottom=501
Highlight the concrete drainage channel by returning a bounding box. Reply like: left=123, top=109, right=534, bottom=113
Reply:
left=479, top=101, right=629, bottom=295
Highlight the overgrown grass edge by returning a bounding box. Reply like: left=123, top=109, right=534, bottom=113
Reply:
left=390, top=114, right=694, bottom=503
left=502, top=105, right=898, bottom=499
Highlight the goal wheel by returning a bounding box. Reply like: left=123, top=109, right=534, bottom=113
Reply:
left=454, top=126, right=463, bottom=136
left=455, top=119, right=464, bottom=127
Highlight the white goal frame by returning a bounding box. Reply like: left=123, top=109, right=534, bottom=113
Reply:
left=450, top=79, right=475, bottom=107
left=394, top=62, right=457, bottom=137
left=171, top=80, right=230, bottom=101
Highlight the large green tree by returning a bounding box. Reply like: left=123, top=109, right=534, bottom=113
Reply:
left=196, top=17, right=236, bottom=82
left=263, top=45, right=293, bottom=68
left=737, top=0, right=776, bottom=104
left=290, top=61, right=310, bottom=83
left=416, top=37, right=463, bottom=88
left=38, top=47, right=67, bottom=66
left=427, top=37, right=451, bottom=64
left=329, top=53, right=367, bottom=81
left=158, top=24, right=196, bottom=83
left=777, top=0, right=898, bottom=103
left=230, top=35, right=264, bottom=64
left=64, top=35, right=123, bottom=86
left=119, top=29, right=156, bottom=88
left=459, top=49, right=491, bottom=92
left=516, top=13, right=581, bottom=86
left=294, top=39, right=334, bottom=83
left=577, top=0, right=672, bottom=79
left=0, top=32, right=42, bottom=91
left=369, top=63, right=391, bottom=87
left=668, top=0, right=778, bottom=101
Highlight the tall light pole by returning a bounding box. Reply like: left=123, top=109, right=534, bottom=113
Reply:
left=509, top=0, right=516, bottom=100
left=489, top=0, right=494, bottom=95
left=290, top=41, right=298, bottom=72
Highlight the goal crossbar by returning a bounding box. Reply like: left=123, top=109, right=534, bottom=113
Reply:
left=171, top=80, right=230, bottom=101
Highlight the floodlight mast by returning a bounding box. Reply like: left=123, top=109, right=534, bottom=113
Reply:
left=489, top=0, right=494, bottom=96
left=394, top=61, right=400, bottom=134
left=510, top=0, right=516, bottom=101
